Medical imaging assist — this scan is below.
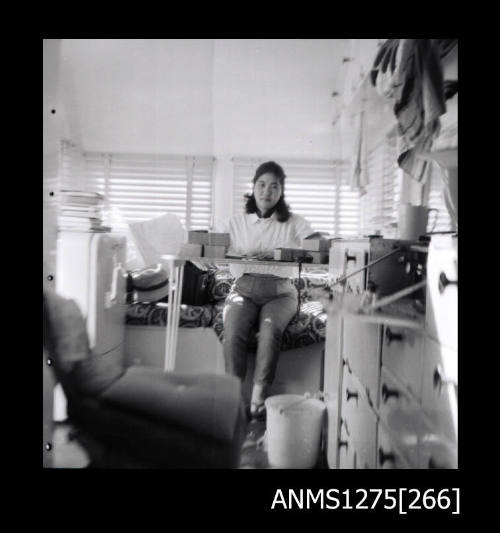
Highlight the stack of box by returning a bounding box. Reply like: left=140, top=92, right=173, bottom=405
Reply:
left=273, top=248, right=309, bottom=262
left=301, top=236, right=332, bottom=264
left=183, top=231, right=230, bottom=258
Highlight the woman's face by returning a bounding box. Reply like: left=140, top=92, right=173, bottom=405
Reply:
left=253, top=172, right=282, bottom=215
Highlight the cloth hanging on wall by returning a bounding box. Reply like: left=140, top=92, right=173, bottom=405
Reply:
left=350, top=111, right=369, bottom=195
left=393, top=39, right=446, bottom=183
left=371, top=39, right=447, bottom=184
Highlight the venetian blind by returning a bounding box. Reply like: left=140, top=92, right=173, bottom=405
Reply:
left=83, top=152, right=214, bottom=230
left=232, top=158, right=360, bottom=237
left=360, top=134, right=401, bottom=236
left=426, top=162, right=455, bottom=233
left=60, top=140, right=87, bottom=191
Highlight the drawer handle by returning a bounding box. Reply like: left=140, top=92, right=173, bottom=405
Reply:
left=438, top=272, right=457, bottom=294
left=385, top=327, right=404, bottom=345
left=345, top=251, right=357, bottom=264
left=433, top=365, right=455, bottom=393
left=341, top=418, right=350, bottom=436
left=346, top=388, right=359, bottom=402
left=433, top=366, right=443, bottom=392
left=381, top=383, right=400, bottom=402
left=378, top=447, right=396, bottom=466
left=343, top=358, right=353, bottom=374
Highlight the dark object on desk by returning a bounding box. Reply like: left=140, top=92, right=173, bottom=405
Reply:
left=274, top=248, right=309, bottom=262
left=43, top=291, right=246, bottom=468
left=182, top=261, right=211, bottom=306
left=307, top=251, right=329, bottom=264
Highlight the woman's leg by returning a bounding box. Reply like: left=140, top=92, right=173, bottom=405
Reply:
left=222, top=289, right=259, bottom=381
left=253, top=289, right=298, bottom=390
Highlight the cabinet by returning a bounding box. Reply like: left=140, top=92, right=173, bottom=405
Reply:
left=324, top=234, right=457, bottom=468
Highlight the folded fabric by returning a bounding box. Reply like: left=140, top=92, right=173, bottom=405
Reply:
left=392, top=39, right=446, bottom=183
left=371, top=39, right=400, bottom=98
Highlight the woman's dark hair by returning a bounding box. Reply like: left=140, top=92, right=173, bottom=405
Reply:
left=244, top=161, right=291, bottom=222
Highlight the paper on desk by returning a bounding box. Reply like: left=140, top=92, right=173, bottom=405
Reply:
left=129, top=213, right=187, bottom=266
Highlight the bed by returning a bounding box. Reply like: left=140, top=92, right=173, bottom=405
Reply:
left=123, top=264, right=330, bottom=400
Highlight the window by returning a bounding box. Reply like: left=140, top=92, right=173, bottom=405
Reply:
left=426, top=162, right=455, bottom=233
left=60, top=140, right=87, bottom=191
left=232, top=157, right=361, bottom=237
left=360, top=134, right=402, bottom=236
left=60, top=145, right=214, bottom=231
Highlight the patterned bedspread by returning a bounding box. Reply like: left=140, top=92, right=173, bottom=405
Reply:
left=125, top=266, right=330, bottom=351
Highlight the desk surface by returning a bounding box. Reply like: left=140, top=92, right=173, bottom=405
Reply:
left=162, top=255, right=329, bottom=270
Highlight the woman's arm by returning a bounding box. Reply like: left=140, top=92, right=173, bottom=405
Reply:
left=293, top=213, right=315, bottom=242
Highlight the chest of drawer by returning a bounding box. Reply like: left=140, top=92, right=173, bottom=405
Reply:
left=377, top=421, right=411, bottom=469
left=378, top=367, right=426, bottom=466
left=421, top=337, right=458, bottom=444
left=425, top=237, right=457, bottom=351
left=343, top=318, right=381, bottom=404
left=338, top=417, right=356, bottom=469
left=381, top=326, right=425, bottom=403
left=341, top=370, right=378, bottom=468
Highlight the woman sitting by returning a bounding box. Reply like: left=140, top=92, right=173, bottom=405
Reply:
left=216, top=161, right=314, bottom=419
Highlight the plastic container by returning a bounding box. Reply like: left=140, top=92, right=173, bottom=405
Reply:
left=265, top=394, right=326, bottom=469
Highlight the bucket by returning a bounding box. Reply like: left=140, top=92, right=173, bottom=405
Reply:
left=265, top=394, right=326, bottom=469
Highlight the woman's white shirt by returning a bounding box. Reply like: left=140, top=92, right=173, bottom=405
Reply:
left=215, top=212, right=313, bottom=279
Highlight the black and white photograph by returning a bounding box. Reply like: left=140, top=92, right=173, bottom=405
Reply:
left=43, top=38, right=458, bottom=483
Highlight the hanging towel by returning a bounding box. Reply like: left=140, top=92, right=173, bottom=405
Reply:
left=129, top=212, right=187, bottom=266
left=350, top=111, right=369, bottom=195
left=392, top=39, right=446, bottom=183
left=371, top=39, right=400, bottom=98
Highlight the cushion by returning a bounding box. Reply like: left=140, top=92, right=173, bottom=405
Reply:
left=100, top=366, right=242, bottom=444
left=212, top=300, right=327, bottom=351
left=126, top=302, right=215, bottom=328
